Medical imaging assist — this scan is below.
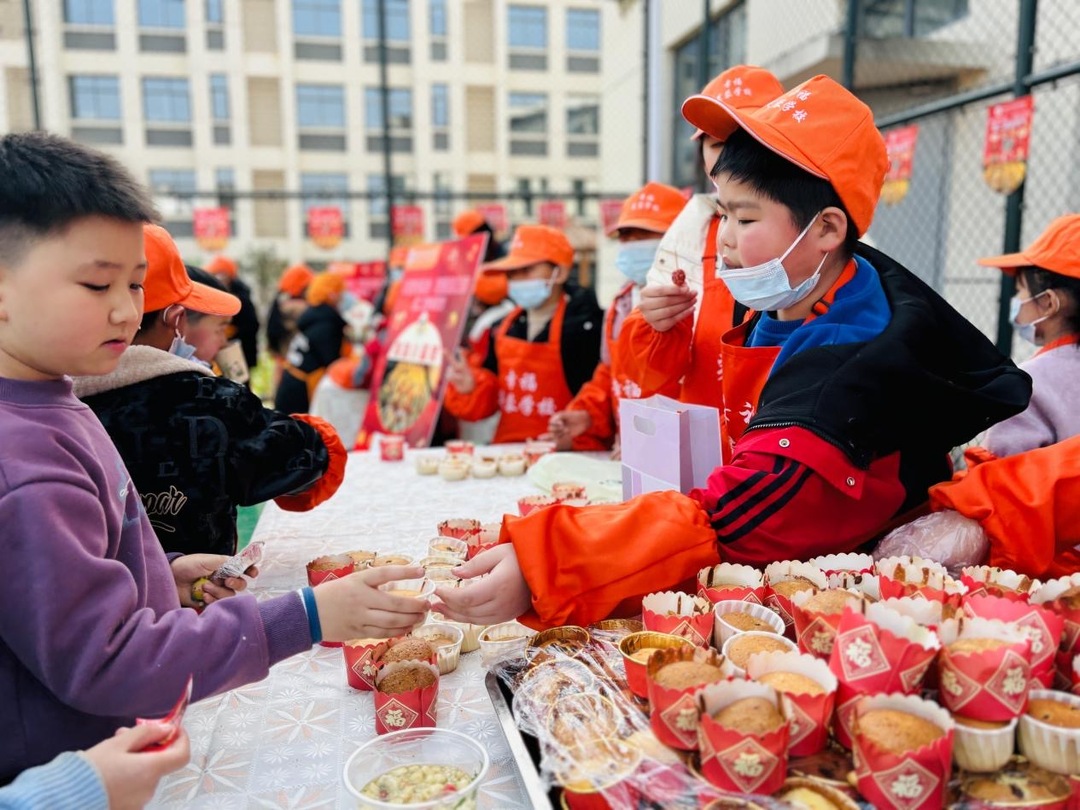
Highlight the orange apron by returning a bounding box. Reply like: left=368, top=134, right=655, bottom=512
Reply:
left=718, top=321, right=781, bottom=462
left=491, top=296, right=574, bottom=443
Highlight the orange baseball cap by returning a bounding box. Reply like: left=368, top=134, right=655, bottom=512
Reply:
left=205, top=255, right=237, bottom=279
left=681, top=74, right=888, bottom=236
left=453, top=210, right=486, bottom=237
left=609, top=182, right=687, bottom=237
left=689, top=65, right=784, bottom=140
left=278, top=264, right=314, bottom=296
left=305, top=272, right=346, bottom=306
left=483, top=224, right=574, bottom=272
left=143, top=224, right=241, bottom=315
left=978, top=214, right=1080, bottom=279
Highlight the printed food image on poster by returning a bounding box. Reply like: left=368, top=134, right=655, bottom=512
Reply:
left=355, top=233, right=488, bottom=449
left=881, top=124, right=919, bottom=206
left=983, top=95, right=1034, bottom=195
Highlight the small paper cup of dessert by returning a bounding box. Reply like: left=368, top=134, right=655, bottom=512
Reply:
left=436, top=518, right=481, bottom=540
left=444, top=439, right=474, bottom=456
left=470, top=458, right=497, bottom=478
left=478, top=621, right=532, bottom=669
left=437, top=457, right=470, bottom=482
left=697, top=562, right=766, bottom=605
left=466, top=523, right=501, bottom=560
left=379, top=434, right=405, bottom=461
left=645, top=646, right=730, bottom=750
left=590, top=617, right=644, bottom=643
left=518, top=494, right=558, bottom=516
left=414, top=454, right=440, bottom=475
left=551, top=481, right=587, bottom=501
left=346, top=549, right=377, bottom=569
left=1018, top=688, right=1080, bottom=776
left=763, top=560, right=828, bottom=634
left=373, top=661, right=439, bottom=735
left=952, top=715, right=1017, bottom=772
left=342, top=638, right=393, bottom=691
left=792, top=588, right=865, bottom=661
left=746, top=650, right=838, bottom=756
left=808, top=553, right=874, bottom=578
left=617, top=631, right=695, bottom=699
left=722, top=631, right=798, bottom=679
left=641, top=591, right=714, bottom=647
left=412, top=622, right=465, bottom=675
left=937, top=616, right=1033, bottom=721
left=497, top=453, right=527, bottom=476
left=964, top=593, right=1065, bottom=689
left=427, top=536, right=468, bottom=560
left=378, top=578, right=436, bottom=601
left=368, top=553, right=415, bottom=568
left=713, top=600, right=786, bottom=648
left=526, top=625, right=591, bottom=664
left=418, top=555, right=460, bottom=577
left=523, top=439, right=556, bottom=466
left=960, top=565, right=1039, bottom=602
left=306, top=554, right=356, bottom=586
left=776, top=778, right=860, bottom=810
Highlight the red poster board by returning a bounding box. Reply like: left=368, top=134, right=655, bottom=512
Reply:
left=328, top=260, right=387, bottom=302
left=391, top=205, right=425, bottom=240
left=193, top=207, right=230, bottom=252
left=538, top=200, right=567, bottom=229
left=599, top=198, right=625, bottom=234
left=881, top=124, right=919, bottom=205
left=982, top=96, right=1035, bottom=195
left=307, top=206, right=344, bottom=249
left=476, top=203, right=508, bottom=236
left=355, top=234, right=489, bottom=449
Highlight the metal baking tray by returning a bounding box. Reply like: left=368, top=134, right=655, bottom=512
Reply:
left=484, top=670, right=557, bottom=810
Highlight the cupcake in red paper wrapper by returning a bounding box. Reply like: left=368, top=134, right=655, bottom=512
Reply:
left=618, top=631, right=695, bottom=699
left=523, top=439, right=556, bottom=467
left=436, top=518, right=480, bottom=540
left=465, top=522, right=501, bottom=560
left=961, top=565, right=1040, bottom=602
left=964, top=594, right=1065, bottom=689
left=306, top=553, right=356, bottom=585
left=373, top=661, right=439, bottom=735
left=645, top=646, right=730, bottom=750
left=1031, top=575, right=1080, bottom=690
left=876, top=555, right=968, bottom=608
left=518, top=494, right=558, bottom=517
left=852, top=692, right=953, bottom=810
left=695, top=680, right=790, bottom=796
left=937, top=616, right=1033, bottom=721
left=444, top=439, right=474, bottom=456
left=712, top=600, right=785, bottom=648
left=827, top=571, right=881, bottom=600
left=1019, top=688, right=1080, bottom=777
left=342, top=638, right=393, bottom=691
left=642, top=591, right=714, bottom=647
left=722, top=632, right=798, bottom=679
left=792, top=588, right=865, bottom=661
left=828, top=601, right=941, bottom=749
left=697, top=563, right=766, bottom=605
left=551, top=481, right=586, bottom=501
left=959, top=760, right=1073, bottom=809
left=809, top=553, right=874, bottom=579
left=746, top=650, right=838, bottom=756
left=763, top=561, right=827, bottom=637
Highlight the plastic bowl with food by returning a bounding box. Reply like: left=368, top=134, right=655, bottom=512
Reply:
left=344, top=728, right=489, bottom=809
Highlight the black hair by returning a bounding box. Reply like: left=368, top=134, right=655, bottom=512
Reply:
left=184, top=265, right=229, bottom=324
left=713, top=129, right=860, bottom=255
left=1018, top=266, right=1080, bottom=341
left=0, top=131, right=157, bottom=265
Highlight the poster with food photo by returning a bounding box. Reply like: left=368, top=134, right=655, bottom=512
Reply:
left=355, top=234, right=488, bottom=450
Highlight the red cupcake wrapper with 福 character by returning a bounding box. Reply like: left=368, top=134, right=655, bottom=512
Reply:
left=373, top=661, right=439, bottom=735
left=645, top=646, right=731, bottom=750
left=745, top=649, right=838, bottom=757
left=876, top=555, right=968, bottom=609
left=791, top=587, right=863, bottom=661
left=963, top=593, right=1063, bottom=689
left=763, top=561, right=828, bottom=637
left=641, top=591, right=714, bottom=648
left=342, top=639, right=393, bottom=691
left=936, top=616, right=1033, bottom=721
left=436, top=518, right=481, bottom=540
left=1032, top=574, right=1080, bottom=689
left=697, top=563, right=766, bottom=605
left=960, top=565, right=1040, bottom=602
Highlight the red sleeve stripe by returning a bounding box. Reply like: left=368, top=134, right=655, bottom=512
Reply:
left=712, top=461, right=814, bottom=545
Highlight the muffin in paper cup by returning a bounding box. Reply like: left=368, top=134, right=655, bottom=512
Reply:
left=1018, top=688, right=1080, bottom=776
left=961, top=565, right=1040, bottom=602
left=722, top=631, right=797, bottom=678
left=414, top=454, right=440, bottom=475
left=444, top=439, right=474, bottom=456
left=645, top=646, right=730, bottom=750
left=346, top=549, right=377, bottom=569
left=436, top=518, right=481, bottom=540
left=589, top=617, right=644, bottom=643
left=465, top=522, right=501, bottom=560
left=964, top=594, right=1065, bottom=689
left=551, top=737, right=644, bottom=810
left=1031, top=574, right=1080, bottom=689
left=937, top=616, right=1033, bottom=720
left=427, top=536, right=468, bottom=560
left=763, top=561, right=828, bottom=636
left=792, top=588, right=865, bottom=661
left=746, top=650, right=838, bottom=756
left=471, top=458, right=497, bottom=478
left=342, top=638, right=393, bottom=691
left=695, top=680, right=790, bottom=796
left=373, top=661, right=439, bottom=735
left=712, top=600, right=785, bottom=648
left=952, top=715, right=1017, bottom=773
left=378, top=578, right=436, bottom=602
left=518, top=494, right=558, bottom=516
left=478, top=621, right=531, bottom=669
left=551, top=481, right=587, bottom=501
left=852, top=692, right=954, bottom=810
left=417, top=555, right=459, bottom=580
left=411, top=622, right=464, bottom=675
left=369, top=553, right=414, bottom=568
left=379, top=434, right=405, bottom=461
left=697, top=563, right=766, bottom=605
left=545, top=692, right=625, bottom=749
left=828, top=601, right=942, bottom=748
left=880, top=595, right=950, bottom=632
left=776, top=777, right=860, bottom=810
left=876, top=554, right=968, bottom=607
left=828, top=571, right=881, bottom=600
left=523, top=439, right=556, bottom=466
left=437, top=457, right=470, bottom=481
left=513, top=658, right=596, bottom=736
left=527, top=625, right=591, bottom=664
left=1072, top=654, right=1080, bottom=696
left=958, top=759, right=1073, bottom=809
left=497, top=453, right=527, bottom=476
left=809, top=553, right=874, bottom=578
left=642, top=591, right=714, bottom=647
left=306, top=554, right=356, bottom=586
left=617, top=631, right=694, bottom=699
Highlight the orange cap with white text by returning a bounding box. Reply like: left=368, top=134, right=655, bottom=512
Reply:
left=278, top=264, right=314, bottom=297
left=689, top=65, right=784, bottom=140
left=205, top=255, right=237, bottom=279
left=483, top=224, right=574, bottom=272
left=681, top=74, right=888, bottom=236
left=609, top=182, right=687, bottom=237
left=143, top=224, right=241, bottom=315
left=453, top=210, right=486, bottom=237
left=978, top=214, right=1080, bottom=279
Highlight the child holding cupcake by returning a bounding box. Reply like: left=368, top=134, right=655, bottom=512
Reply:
left=435, top=76, right=1030, bottom=629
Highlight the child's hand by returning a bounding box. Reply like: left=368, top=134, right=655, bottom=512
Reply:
left=547, top=410, right=591, bottom=450
left=444, top=349, right=476, bottom=394
left=82, top=723, right=190, bottom=810
left=639, top=284, right=696, bottom=332
left=171, top=554, right=252, bottom=608
left=430, top=545, right=531, bottom=625
left=313, top=565, right=430, bottom=642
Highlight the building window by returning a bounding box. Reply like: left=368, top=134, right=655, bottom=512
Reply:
left=433, top=172, right=451, bottom=216
left=362, top=0, right=410, bottom=41
left=69, top=75, right=121, bottom=120
left=368, top=173, right=406, bottom=217
left=149, top=169, right=197, bottom=195
left=65, top=0, right=114, bottom=25
left=138, top=0, right=185, bottom=28
left=431, top=84, right=449, bottom=128
left=142, top=77, right=191, bottom=122
left=205, top=0, right=223, bottom=23
left=209, top=74, right=229, bottom=121
left=572, top=178, right=587, bottom=216
left=293, top=0, right=341, bottom=37
left=508, top=5, right=546, bottom=48
left=301, top=172, right=351, bottom=218
left=365, top=88, right=412, bottom=130
left=215, top=167, right=235, bottom=210
left=509, top=92, right=547, bottom=133
left=861, top=0, right=968, bottom=37
left=566, top=8, right=599, bottom=51
left=429, top=0, right=446, bottom=36
left=567, top=95, right=598, bottom=135
left=296, top=84, right=345, bottom=128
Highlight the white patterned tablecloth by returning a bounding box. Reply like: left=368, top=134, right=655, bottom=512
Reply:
left=149, top=446, right=566, bottom=810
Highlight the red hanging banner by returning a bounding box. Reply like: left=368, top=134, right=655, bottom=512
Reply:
left=193, top=207, right=231, bottom=252
left=982, top=95, right=1035, bottom=195
left=307, top=206, right=344, bottom=249
left=391, top=205, right=425, bottom=242
left=881, top=124, right=920, bottom=206
left=538, top=200, right=567, bottom=229
left=327, top=260, right=387, bottom=302
left=476, top=203, right=509, bottom=236
left=599, top=198, right=625, bottom=234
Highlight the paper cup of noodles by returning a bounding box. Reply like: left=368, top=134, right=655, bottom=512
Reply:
left=1018, top=688, right=1080, bottom=776
left=712, top=600, right=785, bottom=648
left=792, top=588, right=865, bottom=661
left=746, top=650, right=838, bottom=756
left=478, top=621, right=532, bottom=669
left=952, top=715, right=1018, bottom=773
left=722, top=631, right=797, bottom=679
left=414, top=454, right=440, bottom=475
left=851, top=692, right=954, bottom=810
left=411, top=622, right=465, bottom=676
left=964, top=594, right=1064, bottom=689
left=444, top=439, right=474, bottom=456
left=379, top=434, right=405, bottom=461
left=809, top=553, right=874, bottom=578
left=466, top=523, right=501, bottom=560
left=961, top=565, right=1040, bottom=602
left=496, top=453, right=526, bottom=476
left=937, top=616, right=1033, bottom=721
left=618, top=631, right=695, bottom=699
left=763, top=561, right=827, bottom=636
left=695, top=680, right=790, bottom=796
left=436, top=518, right=480, bottom=540
left=551, top=481, right=587, bottom=501
left=306, top=554, right=356, bottom=586
left=373, top=661, right=439, bottom=735
left=427, top=536, right=468, bottom=560
left=470, top=457, right=497, bottom=479
left=641, top=591, right=714, bottom=647
left=437, top=457, right=470, bottom=482
left=1031, top=574, right=1080, bottom=689
left=698, top=563, right=766, bottom=605
left=828, top=601, right=942, bottom=749
left=342, top=638, right=394, bottom=691
left=876, top=555, right=968, bottom=607
left=645, top=646, right=730, bottom=750
left=517, top=494, right=558, bottom=516
left=523, top=439, right=556, bottom=466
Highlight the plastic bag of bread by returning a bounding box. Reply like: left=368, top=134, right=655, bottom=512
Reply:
left=872, top=510, right=989, bottom=576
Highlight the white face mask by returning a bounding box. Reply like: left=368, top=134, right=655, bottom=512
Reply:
left=716, top=214, right=827, bottom=312
left=1009, top=290, right=1051, bottom=345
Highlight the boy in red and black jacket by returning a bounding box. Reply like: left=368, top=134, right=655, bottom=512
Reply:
left=434, top=75, right=1031, bottom=629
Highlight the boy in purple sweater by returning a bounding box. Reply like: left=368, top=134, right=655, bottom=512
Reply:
left=0, top=131, right=428, bottom=783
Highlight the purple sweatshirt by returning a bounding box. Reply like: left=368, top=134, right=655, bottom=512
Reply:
left=0, top=376, right=312, bottom=783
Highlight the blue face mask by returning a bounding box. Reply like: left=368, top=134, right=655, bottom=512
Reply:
left=338, top=291, right=359, bottom=316
left=389, top=267, right=404, bottom=283
left=614, top=239, right=662, bottom=287
left=508, top=275, right=554, bottom=310
left=1009, top=291, right=1050, bottom=345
